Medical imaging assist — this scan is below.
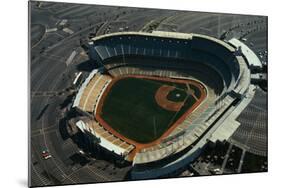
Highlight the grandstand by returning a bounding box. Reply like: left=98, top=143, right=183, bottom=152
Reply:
left=69, top=31, right=259, bottom=178
left=68, top=117, right=135, bottom=157
left=73, top=71, right=111, bottom=114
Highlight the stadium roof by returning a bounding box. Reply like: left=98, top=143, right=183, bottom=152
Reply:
left=90, top=31, right=235, bottom=52
left=228, top=38, right=262, bottom=68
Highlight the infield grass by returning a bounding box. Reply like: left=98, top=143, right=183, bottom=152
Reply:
left=100, top=77, right=199, bottom=143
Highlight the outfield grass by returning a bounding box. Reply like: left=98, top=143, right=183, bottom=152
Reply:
left=100, top=77, right=199, bottom=143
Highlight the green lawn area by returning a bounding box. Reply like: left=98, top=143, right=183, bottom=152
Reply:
left=100, top=77, right=199, bottom=143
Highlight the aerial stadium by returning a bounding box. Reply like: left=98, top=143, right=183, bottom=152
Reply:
left=66, top=30, right=262, bottom=179
left=29, top=2, right=268, bottom=186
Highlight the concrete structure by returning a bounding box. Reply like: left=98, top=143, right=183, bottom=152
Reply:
left=228, top=38, right=263, bottom=70
left=71, top=31, right=259, bottom=179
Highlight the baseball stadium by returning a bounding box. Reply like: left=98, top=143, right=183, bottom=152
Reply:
left=67, top=30, right=261, bottom=179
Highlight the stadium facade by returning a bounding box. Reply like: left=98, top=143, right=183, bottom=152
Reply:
left=68, top=31, right=262, bottom=179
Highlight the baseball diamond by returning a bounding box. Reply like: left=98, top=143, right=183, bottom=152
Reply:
left=96, top=76, right=206, bottom=144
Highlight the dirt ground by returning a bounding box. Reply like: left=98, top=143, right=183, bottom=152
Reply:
left=155, top=85, right=185, bottom=111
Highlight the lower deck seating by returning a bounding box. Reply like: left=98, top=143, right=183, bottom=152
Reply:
left=78, top=74, right=111, bottom=112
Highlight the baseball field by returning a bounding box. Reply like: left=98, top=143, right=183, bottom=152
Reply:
left=96, top=76, right=205, bottom=144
